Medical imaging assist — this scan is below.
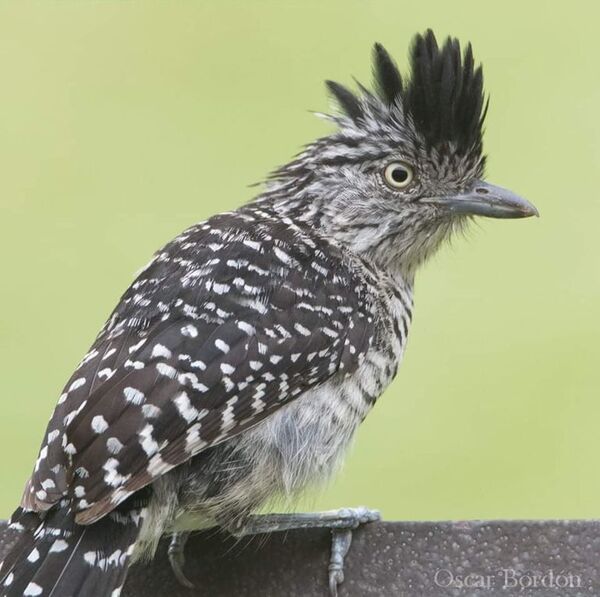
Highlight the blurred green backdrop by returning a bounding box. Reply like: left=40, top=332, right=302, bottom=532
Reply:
left=0, top=1, right=598, bottom=521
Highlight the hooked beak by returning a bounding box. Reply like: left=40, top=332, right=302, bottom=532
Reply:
left=424, top=181, right=539, bottom=219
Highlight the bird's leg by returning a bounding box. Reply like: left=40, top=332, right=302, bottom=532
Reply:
left=168, top=531, right=195, bottom=589
left=229, top=506, right=380, bottom=597
left=327, top=527, right=354, bottom=597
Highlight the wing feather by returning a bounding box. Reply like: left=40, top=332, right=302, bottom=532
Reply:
left=22, top=211, right=375, bottom=524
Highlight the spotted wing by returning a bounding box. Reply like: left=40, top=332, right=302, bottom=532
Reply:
left=23, top=211, right=375, bottom=524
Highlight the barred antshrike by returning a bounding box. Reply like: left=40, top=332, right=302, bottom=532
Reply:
left=0, top=30, right=537, bottom=597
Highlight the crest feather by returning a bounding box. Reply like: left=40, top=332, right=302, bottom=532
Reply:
left=327, top=30, right=487, bottom=155
left=373, top=43, right=403, bottom=105
left=325, top=80, right=363, bottom=122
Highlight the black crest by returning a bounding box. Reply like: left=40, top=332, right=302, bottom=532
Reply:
left=327, top=30, right=488, bottom=155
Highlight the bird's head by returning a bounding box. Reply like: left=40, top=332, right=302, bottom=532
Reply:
left=265, top=30, right=538, bottom=277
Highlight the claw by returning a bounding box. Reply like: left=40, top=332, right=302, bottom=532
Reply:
left=168, top=532, right=195, bottom=589
left=329, top=569, right=342, bottom=597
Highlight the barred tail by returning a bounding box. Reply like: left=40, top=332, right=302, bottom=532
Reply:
left=0, top=500, right=145, bottom=597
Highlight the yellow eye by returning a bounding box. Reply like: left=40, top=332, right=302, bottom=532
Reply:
left=383, top=162, right=414, bottom=189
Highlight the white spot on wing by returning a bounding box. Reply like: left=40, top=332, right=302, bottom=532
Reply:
left=237, top=321, right=255, bottom=335
left=142, top=404, right=161, bottom=418
left=79, top=349, right=99, bottom=366
left=103, top=458, right=131, bottom=488
left=41, top=479, right=55, bottom=490
left=98, top=368, right=116, bottom=380
left=124, top=359, right=145, bottom=370
left=128, top=339, right=147, bottom=354
left=24, top=582, right=43, bottom=596
left=209, top=282, right=230, bottom=295
left=156, top=363, right=177, bottom=378
left=181, top=324, right=198, bottom=338
left=294, top=323, right=311, bottom=336
left=49, top=539, right=69, bottom=553
left=102, top=347, right=117, bottom=360
left=123, top=387, right=145, bottom=405
left=107, top=437, right=124, bottom=454
left=69, top=377, right=86, bottom=392
left=138, top=424, right=159, bottom=456
left=151, top=344, right=172, bottom=359
left=84, top=551, right=97, bottom=565
left=215, top=339, right=229, bottom=353
left=221, top=396, right=238, bottom=433
left=273, top=246, right=292, bottom=264
left=91, top=415, right=109, bottom=434
left=242, top=239, right=261, bottom=251
left=173, top=392, right=198, bottom=423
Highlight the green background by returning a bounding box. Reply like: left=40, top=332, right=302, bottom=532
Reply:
left=0, top=1, right=598, bottom=521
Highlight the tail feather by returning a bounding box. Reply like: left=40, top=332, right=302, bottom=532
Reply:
left=0, top=508, right=46, bottom=587
left=1, top=501, right=145, bottom=597
left=5, top=506, right=75, bottom=597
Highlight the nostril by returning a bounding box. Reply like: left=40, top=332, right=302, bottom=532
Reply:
left=475, top=187, right=489, bottom=195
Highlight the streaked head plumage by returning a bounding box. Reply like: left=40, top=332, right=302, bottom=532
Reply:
left=261, top=30, right=536, bottom=276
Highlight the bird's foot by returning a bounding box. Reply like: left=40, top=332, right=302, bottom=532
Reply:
left=329, top=528, right=352, bottom=597
left=168, top=531, right=195, bottom=589
left=231, top=506, right=380, bottom=596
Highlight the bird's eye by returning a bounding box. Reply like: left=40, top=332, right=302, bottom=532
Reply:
left=383, top=162, right=414, bottom=189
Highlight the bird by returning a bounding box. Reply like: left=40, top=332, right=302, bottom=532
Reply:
left=0, top=29, right=538, bottom=597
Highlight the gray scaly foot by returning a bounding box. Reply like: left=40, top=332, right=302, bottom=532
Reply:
left=231, top=506, right=380, bottom=596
